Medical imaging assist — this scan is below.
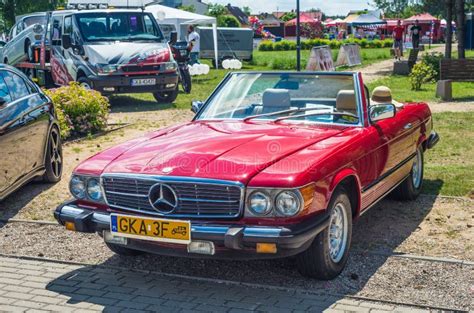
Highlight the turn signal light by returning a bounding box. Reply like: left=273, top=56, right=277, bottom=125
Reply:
left=256, top=243, right=277, bottom=254
left=65, top=222, right=76, bottom=231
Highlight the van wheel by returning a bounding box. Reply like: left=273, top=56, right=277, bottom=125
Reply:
left=42, top=127, right=63, bottom=183
left=296, top=188, right=352, bottom=280
left=153, top=86, right=178, bottom=104
left=392, top=146, right=424, bottom=201
left=78, top=77, right=92, bottom=89
left=106, top=243, right=144, bottom=256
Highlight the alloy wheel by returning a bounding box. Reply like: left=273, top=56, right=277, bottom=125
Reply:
left=49, top=129, right=62, bottom=178
left=328, top=202, right=349, bottom=263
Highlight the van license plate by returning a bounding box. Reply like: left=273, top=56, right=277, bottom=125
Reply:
left=131, top=78, right=156, bottom=86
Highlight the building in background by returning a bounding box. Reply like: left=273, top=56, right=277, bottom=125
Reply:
left=226, top=3, right=249, bottom=26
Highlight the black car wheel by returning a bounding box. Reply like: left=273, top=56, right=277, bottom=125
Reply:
left=296, top=187, right=352, bottom=280
left=392, top=145, right=424, bottom=201
left=42, top=127, right=63, bottom=183
left=153, top=86, right=179, bottom=104
left=180, top=67, right=192, bottom=94
left=78, top=77, right=92, bottom=90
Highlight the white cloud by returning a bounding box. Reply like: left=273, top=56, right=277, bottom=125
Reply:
left=205, top=0, right=373, bottom=16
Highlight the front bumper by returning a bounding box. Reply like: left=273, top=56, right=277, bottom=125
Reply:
left=54, top=202, right=329, bottom=259
left=88, top=72, right=178, bottom=95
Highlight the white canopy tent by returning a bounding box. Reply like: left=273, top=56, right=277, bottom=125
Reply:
left=145, top=4, right=218, bottom=68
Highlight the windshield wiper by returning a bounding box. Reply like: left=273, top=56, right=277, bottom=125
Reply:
left=243, top=107, right=329, bottom=122
left=274, top=111, right=359, bottom=123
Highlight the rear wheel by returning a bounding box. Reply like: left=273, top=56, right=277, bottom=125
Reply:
left=153, top=86, right=179, bottom=104
left=296, top=188, right=352, bottom=280
left=393, top=145, right=424, bottom=201
left=42, top=127, right=63, bottom=183
left=106, top=243, right=144, bottom=256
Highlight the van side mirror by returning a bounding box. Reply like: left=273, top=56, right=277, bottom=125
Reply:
left=370, top=103, right=396, bottom=122
left=62, top=34, right=72, bottom=49
left=169, top=31, right=178, bottom=45
left=191, top=100, right=204, bottom=114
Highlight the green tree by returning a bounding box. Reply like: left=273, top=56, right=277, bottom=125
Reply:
left=217, top=15, right=241, bottom=28
left=280, top=12, right=296, bottom=22
left=207, top=3, right=227, bottom=17
left=178, top=5, right=196, bottom=13
left=242, top=6, right=251, bottom=16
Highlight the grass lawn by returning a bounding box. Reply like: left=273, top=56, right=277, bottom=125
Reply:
left=367, top=75, right=474, bottom=103
left=424, top=112, right=474, bottom=198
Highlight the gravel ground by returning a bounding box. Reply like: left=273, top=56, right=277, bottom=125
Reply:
left=0, top=198, right=473, bottom=311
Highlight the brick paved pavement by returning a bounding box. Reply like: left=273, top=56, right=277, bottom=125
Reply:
left=0, top=256, right=438, bottom=312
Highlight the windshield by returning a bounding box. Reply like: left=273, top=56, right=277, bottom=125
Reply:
left=197, top=73, right=361, bottom=125
left=24, top=15, right=46, bottom=27
left=75, top=12, right=163, bottom=42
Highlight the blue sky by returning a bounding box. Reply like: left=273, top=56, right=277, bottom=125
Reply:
left=207, top=0, right=375, bottom=16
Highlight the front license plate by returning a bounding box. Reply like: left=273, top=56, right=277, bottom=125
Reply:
left=131, top=78, right=156, bottom=86
left=110, top=214, right=191, bottom=244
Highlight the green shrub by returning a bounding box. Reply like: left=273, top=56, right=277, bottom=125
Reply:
left=45, top=83, right=110, bottom=139
left=409, top=62, right=436, bottom=91
left=421, top=52, right=444, bottom=80
left=258, top=41, right=274, bottom=51
left=217, top=15, right=241, bottom=28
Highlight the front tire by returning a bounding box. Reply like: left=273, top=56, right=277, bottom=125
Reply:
left=106, top=243, right=144, bottom=256
left=393, top=145, right=424, bottom=201
left=180, top=67, right=192, bottom=94
left=153, top=86, right=179, bottom=104
left=78, top=76, right=92, bottom=89
left=42, top=127, right=63, bottom=183
left=296, top=188, right=352, bottom=280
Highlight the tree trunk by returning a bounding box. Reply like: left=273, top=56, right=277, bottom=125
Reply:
left=445, top=0, right=453, bottom=58
left=455, top=0, right=465, bottom=59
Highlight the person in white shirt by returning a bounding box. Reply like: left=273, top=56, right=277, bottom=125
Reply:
left=187, top=25, right=200, bottom=65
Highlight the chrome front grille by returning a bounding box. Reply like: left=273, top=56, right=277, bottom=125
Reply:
left=102, top=175, right=243, bottom=219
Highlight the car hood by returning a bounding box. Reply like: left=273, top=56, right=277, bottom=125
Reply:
left=99, top=121, right=346, bottom=184
left=84, top=42, right=170, bottom=66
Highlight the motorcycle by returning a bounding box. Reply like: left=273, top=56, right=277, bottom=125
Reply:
left=170, top=41, right=192, bottom=94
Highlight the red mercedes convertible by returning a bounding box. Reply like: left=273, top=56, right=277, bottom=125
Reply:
left=55, top=72, right=438, bottom=279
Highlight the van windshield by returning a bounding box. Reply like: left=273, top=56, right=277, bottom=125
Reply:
left=75, top=12, right=163, bottom=42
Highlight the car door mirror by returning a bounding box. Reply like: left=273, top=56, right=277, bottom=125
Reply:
left=62, top=34, right=72, bottom=49
left=33, top=24, right=44, bottom=34
left=191, top=100, right=204, bottom=114
left=370, top=103, right=396, bottom=122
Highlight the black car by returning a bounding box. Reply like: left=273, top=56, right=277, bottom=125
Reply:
left=0, top=64, right=62, bottom=201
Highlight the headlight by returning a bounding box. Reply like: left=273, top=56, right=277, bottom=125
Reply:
left=70, top=176, right=86, bottom=199
left=248, top=191, right=272, bottom=216
left=275, top=191, right=301, bottom=217
left=86, top=178, right=103, bottom=201
left=164, top=61, right=177, bottom=71
left=97, top=64, right=118, bottom=74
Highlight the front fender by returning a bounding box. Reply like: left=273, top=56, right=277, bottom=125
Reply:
left=328, top=168, right=362, bottom=216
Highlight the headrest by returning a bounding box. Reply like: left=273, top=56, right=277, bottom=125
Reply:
left=336, top=90, right=356, bottom=111
left=371, top=86, right=393, bottom=103
left=262, top=89, right=291, bottom=110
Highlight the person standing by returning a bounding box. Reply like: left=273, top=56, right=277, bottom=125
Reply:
left=410, top=19, right=422, bottom=49
left=187, top=25, right=200, bottom=65
left=393, top=20, right=405, bottom=60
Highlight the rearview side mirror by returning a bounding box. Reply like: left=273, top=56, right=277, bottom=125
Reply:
left=62, top=34, right=72, bottom=50
left=370, top=103, right=396, bottom=122
left=191, top=100, right=204, bottom=114
left=169, top=31, right=178, bottom=45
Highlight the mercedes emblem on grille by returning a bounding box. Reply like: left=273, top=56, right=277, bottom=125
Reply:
left=148, top=183, right=178, bottom=213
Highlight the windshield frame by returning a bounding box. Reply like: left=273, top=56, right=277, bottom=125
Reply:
left=193, top=71, right=366, bottom=127
left=73, top=11, right=164, bottom=43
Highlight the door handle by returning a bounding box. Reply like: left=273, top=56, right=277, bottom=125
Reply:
left=404, top=123, right=413, bottom=130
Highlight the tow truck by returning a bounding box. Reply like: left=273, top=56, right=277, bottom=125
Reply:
left=15, top=2, right=179, bottom=103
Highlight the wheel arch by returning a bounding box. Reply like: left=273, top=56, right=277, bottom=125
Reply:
left=328, top=169, right=362, bottom=219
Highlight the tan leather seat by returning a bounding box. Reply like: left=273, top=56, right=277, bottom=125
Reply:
left=261, top=89, right=291, bottom=114
left=336, top=90, right=357, bottom=115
